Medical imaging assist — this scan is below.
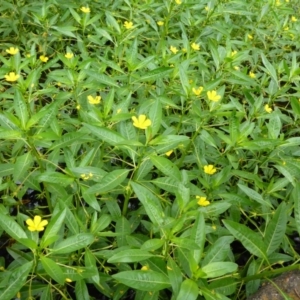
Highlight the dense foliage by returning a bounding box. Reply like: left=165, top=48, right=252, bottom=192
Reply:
left=0, top=0, right=300, bottom=299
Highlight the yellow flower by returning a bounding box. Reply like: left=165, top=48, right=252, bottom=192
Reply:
left=203, top=164, right=217, bottom=175
left=234, top=66, right=240, bottom=71
left=249, top=71, right=256, bottom=78
left=76, top=104, right=81, bottom=110
left=170, top=46, right=178, bottom=54
left=191, top=42, right=200, bottom=51
left=175, top=0, right=182, bottom=4
left=264, top=104, right=272, bottom=113
left=231, top=50, right=237, bottom=57
left=275, top=0, right=281, bottom=6
left=5, top=72, right=20, bottom=82
left=80, top=6, right=90, bottom=13
left=88, top=95, right=101, bottom=104
left=124, top=21, right=133, bottom=29
left=39, top=55, right=49, bottom=62
left=141, top=265, right=149, bottom=271
left=6, top=47, right=19, bottom=55
left=192, top=86, right=203, bottom=96
left=132, top=115, right=151, bottom=130
left=165, top=150, right=173, bottom=156
left=207, top=90, right=221, bottom=102
left=283, top=26, right=289, bottom=31
left=291, top=16, right=297, bottom=22
left=197, top=196, right=210, bottom=207
left=157, top=21, right=164, bottom=26
left=65, top=278, right=72, bottom=283
left=65, top=52, right=74, bottom=59
left=247, top=34, right=253, bottom=40
left=26, top=216, right=48, bottom=232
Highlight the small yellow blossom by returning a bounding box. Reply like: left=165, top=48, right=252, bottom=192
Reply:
left=5, top=72, right=20, bottom=82
left=26, top=216, right=48, bottom=232
left=175, top=0, right=182, bottom=4
left=234, top=66, right=240, bottom=71
left=285, top=0, right=289, bottom=2
left=275, top=0, right=281, bottom=6
left=231, top=50, right=237, bottom=57
left=157, top=21, right=164, bottom=26
left=65, top=52, right=74, bottom=59
left=291, top=16, right=297, bottom=22
left=264, top=104, right=272, bottom=113
left=247, top=34, right=254, bottom=40
left=192, top=86, right=203, bottom=96
left=65, top=278, right=72, bottom=282
left=197, top=196, right=210, bottom=207
left=76, top=104, right=81, bottom=110
left=283, top=26, right=289, bottom=31
left=207, top=90, right=221, bottom=102
left=6, top=47, right=19, bottom=55
left=124, top=21, right=133, bottom=29
left=80, top=6, right=90, bottom=13
left=191, top=42, right=200, bottom=51
left=80, top=173, right=93, bottom=180
left=26, top=53, right=31, bottom=58
left=249, top=71, right=256, bottom=79
left=203, top=164, right=217, bottom=175
left=212, top=225, right=217, bottom=230
left=132, top=115, right=151, bottom=130
left=39, top=55, right=49, bottom=63
left=141, top=265, right=149, bottom=271
left=117, top=108, right=122, bottom=114
left=88, top=95, right=101, bottom=104
left=170, top=46, right=179, bottom=54
left=165, top=150, right=173, bottom=156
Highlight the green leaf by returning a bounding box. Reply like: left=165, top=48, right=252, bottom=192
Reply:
left=190, top=212, right=205, bottom=264
left=51, top=233, right=94, bottom=254
left=0, top=261, right=33, bottom=300
left=13, top=152, right=33, bottom=183
left=0, top=213, right=27, bottom=243
left=41, top=208, right=67, bottom=248
left=0, top=129, right=22, bottom=139
left=84, top=124, right=127, bottom=146
left=51, top=25, right=78, bottom=38
left=81, top=187, right=101, bottom=211
left=38, top=172, right=74, bottom=187
left=223, top=220, right=267, bottom=260
left=292, top=186, right=300, bottom=236
left=150, top=155, right=181, bottom=181
left=135, top=67, right=172, bottom=82
left=49, top=132, right=94, bottom=150
left=167, top=257, right=182, bottom=297
left=115, top=216, right=131, bottom=247
left=108, top=249, right=154, bottom=263
left=201, top=262, right=238, bottom=278
left=237, top=183, right=272, bottom=207
left=264, top=202, right=287, bottom=255
left=202, top=236, right=234, bottom=266
left=86, top=169, right=129, bottom=194
left=261, top=53, right=278, bottom=85
left=176, top=279, right=198, bottom=300
left=149, top=99, right=162, bottom=137
left=141, top=239, right=164, bottom=252
left=75, top=280, right=90, bottom=299
left=149, top=135, right=190, bottom=154
left=131, top=182, right=164, bottom=227
left=112, top=270, right=171, bottom=291
left=40, top=256, right=66, bottom=285
left=14, top=89, right=28, bottom=129
left=84, top=70, right=119, bottom=87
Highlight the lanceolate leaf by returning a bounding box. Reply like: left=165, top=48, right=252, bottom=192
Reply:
left=0, top=213, right=27, bottom=242
left=108, top=249, right=154, bottom=263
left=223, top=220, right=268, bottom=260
left=112, top=270, right=171, bottom=291
left=264, top=202, right=287, bottom=255
left=0, top=261, right=33, bottom=300
left=51, top=233, right=94, bottom=254
left=14, top=89, right=28, bottom=129
left=176, top=279, right=198, bottom=300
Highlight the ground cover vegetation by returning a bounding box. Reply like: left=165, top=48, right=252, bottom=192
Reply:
left=0, top=0, right=300, bottom=299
